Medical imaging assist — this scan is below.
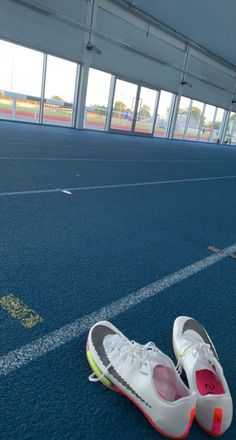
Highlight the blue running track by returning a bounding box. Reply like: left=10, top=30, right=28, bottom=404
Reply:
left=0, top=122, right=235, bottom=440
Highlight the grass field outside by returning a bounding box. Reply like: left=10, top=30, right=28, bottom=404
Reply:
left=0, top=104, right=221, bottom=140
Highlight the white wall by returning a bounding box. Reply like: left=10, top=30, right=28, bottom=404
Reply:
left=0, top=0, right=88, bottom=61
left=92, top=3, right=185, bottom=93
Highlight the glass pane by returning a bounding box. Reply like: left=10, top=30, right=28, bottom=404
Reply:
left=15, top=98, right=40, bottom=122
left=0, top=92, right=12, bottom=119
left=84, top=68, right=111, bottom=131
left=135, top=86, right=157, bottom=133
left=0, top=40, right=43, bottom=122
left=154, top=90, right=174, bottom=138
left=110, top=79, right=138, bottom=131
left=199, top=104, right=215, bottom=142
left=43, top=55, right=77, bottom=126
left=231, top=115, right=236, bottom=145
left=225, top=112, right=236, bottom=144
left=186, top=100, right=204, bottom=141
left=211, top=108, right=224, bottom=143
left=173, top=97, right=191, bottom=139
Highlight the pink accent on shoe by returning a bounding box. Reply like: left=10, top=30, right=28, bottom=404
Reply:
left=211, top=408, right=223, bottom=435
left=196, top=370, right=224, bottom=396
left=197, top=408, right=223, bottom=437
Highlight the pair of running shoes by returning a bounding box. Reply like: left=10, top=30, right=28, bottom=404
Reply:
left=86, top=316, right=233, bottom=439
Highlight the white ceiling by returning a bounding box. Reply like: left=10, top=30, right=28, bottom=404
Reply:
left=130, top=0, right=236, bottom=67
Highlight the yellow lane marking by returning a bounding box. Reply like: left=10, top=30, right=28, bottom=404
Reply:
left=0, top=294, right=43, bottom=328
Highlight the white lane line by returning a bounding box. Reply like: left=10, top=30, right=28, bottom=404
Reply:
left=0, top=242, right=236, bottom=376
left=0, top=175, right=235, bottom=197
left=0, top=157, right=235, bottom=164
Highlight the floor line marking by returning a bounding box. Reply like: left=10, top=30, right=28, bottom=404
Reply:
left=0, top=294, right=43, bottom=328
left=0, top=157, right=235, bottom=164
left=0, top=242, right=235, bottom=376
left=0, top=175, right=235, bottom=197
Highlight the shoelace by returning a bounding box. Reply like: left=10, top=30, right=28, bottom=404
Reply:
left=176, top=342, right=217, bottom=375
left=89, top=339, right=160, bottom=383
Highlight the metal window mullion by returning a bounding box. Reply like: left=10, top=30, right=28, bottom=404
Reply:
left=76, top=63, right=90, bottom=129
left=228, top=112, right=234, bottom=136
left=131, top=85, right=141, bottom=132
left=12, top=97, right=16, bottom=120
left=183, top=99, right=192, bottom=139
left=221, top=79, right=236, bottom=143
left=105, top=75, right=116, bottom=131
left=197, top=103, right=206, bottom=141
left=39, top=53, right=47, bottom=124
left=230, top=114, right=236, bottom=144
left=170, top=42, right=190, bottom=140
left=219, top=110, right=229, bottom=143
left=72, top=64, right=81, bottom=128
left=209, top=107, right=218, bottom=143
left=76, top=0, right=96, bottom=129
left=168, top=94, right=180, bottom=138
left=151, top=90, right=160, bottom=136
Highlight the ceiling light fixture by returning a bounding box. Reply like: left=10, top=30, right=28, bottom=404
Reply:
left=181, top=80, right=193, bottom=88
left=86, top=43, right=102, bottom=55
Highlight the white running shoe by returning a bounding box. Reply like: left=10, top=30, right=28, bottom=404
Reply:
left=173, top=316, right=233, bottom=436
left=87, top=321, right=196, bottom=439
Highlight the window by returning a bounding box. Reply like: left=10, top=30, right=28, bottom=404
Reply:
left=211, top=108, right=225, bottom=143
left=110, top=79, right=138, bottom=131
left=199, top=105, right=216, bottom=142
left=43, top=55, right=77, bottom=126
left=154, top=90, right=174, bottom=138
left=225, top=112, right=236, bottom=145
left=0, top=40, right=43, bottom=122
left=84, top=68, right=112, bottom=131
left=173, top=97, right=191, bottom=139
left=186, top=100, right=204, bottom=141
left=135, top=86, right=158, bottom=134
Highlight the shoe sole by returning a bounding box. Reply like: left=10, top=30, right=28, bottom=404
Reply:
left=86, top=338, right=195, bottom=440
left=197, top=417, right=224, bottom=437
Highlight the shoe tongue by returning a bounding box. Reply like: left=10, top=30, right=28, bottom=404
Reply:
left=104, top=333, right=134, bottom=353
left=183, top=331, right=203, bottom=344
left=194, top=352, right=217, bottom=373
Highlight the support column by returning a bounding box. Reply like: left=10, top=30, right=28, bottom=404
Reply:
left=219, top=110, right=229, bottom=144
left=183, top=99, right=192, bottom=139
left=75, top=62, right=91, bottom=129
left=39, top=53, right=47, bottom=124
left=151, top=90, right=160, bottom=136
left=75, top=0, right=97, bottom=129
left=168, top=43, right=190, bottom=139
left=208, top=107, right=218, bottom=143
left=131, top=85, right=141, bottom=132
left=168, top=94, right=180, bottom=138
left=229, top=114, right=236, bottom=144
left=12, top=97, right=16, bottom=120
left=197, top=103, right=206, bottom=141
left=72, top=64, right=82, bottom=128
left=105, top=75, right=116, bottom=131
left=220, top=79, right=236, bottom=144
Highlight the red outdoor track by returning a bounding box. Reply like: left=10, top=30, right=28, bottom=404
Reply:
left=0, top=108, right=211, bottom=140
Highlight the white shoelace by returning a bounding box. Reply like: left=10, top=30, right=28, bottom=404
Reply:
left=176, top=342, right=217, bottom=375
left=89, top=338, right=160, bottom=383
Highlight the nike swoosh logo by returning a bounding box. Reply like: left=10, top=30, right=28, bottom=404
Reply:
left=183, top=319, right=218, bottom=359
left=91, top=324, right=152, bottom=408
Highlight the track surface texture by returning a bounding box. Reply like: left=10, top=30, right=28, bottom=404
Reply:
left=0, top=122, right=235, bottom=440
